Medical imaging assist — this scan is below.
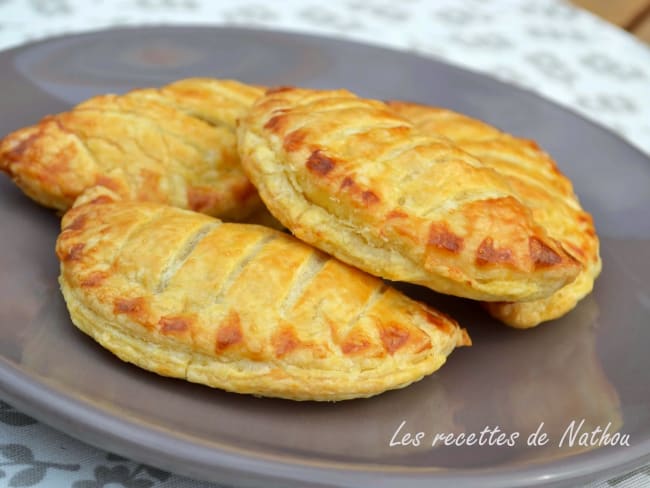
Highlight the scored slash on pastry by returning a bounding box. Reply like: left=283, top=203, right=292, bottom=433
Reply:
left=56, top=191, right=470, bottom=401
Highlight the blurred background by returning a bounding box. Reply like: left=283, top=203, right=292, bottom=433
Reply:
left=572, top=0, right=650, bottom=44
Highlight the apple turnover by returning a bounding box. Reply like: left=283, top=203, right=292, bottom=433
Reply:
left=0, top=78, right=264, bottom=220
left=238, top=87, right=580, bottom=302
left=56, top=197, right=469, bottom=401
left=388, top=102, right=600, bottom=327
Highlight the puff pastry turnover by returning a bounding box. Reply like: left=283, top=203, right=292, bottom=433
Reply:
left=237, top=87, right=580, bottom=302
left=388, top=102, right=600, bottom=327
left=0, top=78, right=263, bottom=220
left=56, top=198, right=469, bottom=401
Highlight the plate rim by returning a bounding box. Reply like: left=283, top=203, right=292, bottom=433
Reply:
left=2, top=357, right=649, bottom=488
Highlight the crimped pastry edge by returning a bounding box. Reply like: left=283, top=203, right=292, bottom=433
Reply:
left=60, top=276, right=457, bottom=401
left=483, top=262, right=601, bottom=328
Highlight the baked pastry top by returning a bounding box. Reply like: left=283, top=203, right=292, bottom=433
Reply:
left=237, top=87, right=580, bottom=302
left=0, top=78, right=263, bottom=220
left=388, top=102, right=600, bottom=327
left=56, top=197, right=469, bottom=401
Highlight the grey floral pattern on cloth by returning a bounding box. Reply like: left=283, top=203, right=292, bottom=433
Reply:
left=71, top=453, right=170, bottom=488
left=0, top=0, right=648, bottom=487
left=0, top=402, right=37, bottom=428
left=0, top=444, right=79, bottom=486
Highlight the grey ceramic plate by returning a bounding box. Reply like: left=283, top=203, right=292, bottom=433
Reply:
left=0, top=26, right=649, bottom=488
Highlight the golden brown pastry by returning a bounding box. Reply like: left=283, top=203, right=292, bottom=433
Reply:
left=388, top=102, right=600, bottom=327
left=237, top=87, right=580, bottom=302
left=56, top=197, right=469, bottom=401
left=0, top=78, right=264, bottom=220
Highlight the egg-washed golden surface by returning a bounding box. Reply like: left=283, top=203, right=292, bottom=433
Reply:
left=56, top=199, right=469, bottom=401
left=388, top=102, right=601, bottom=328
left=0, top=78, right=264, bottom=220
left=238, top=87, right=580, bottom=302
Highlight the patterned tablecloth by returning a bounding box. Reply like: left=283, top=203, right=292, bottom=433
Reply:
left=0, top=0, right=648, bottom=487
